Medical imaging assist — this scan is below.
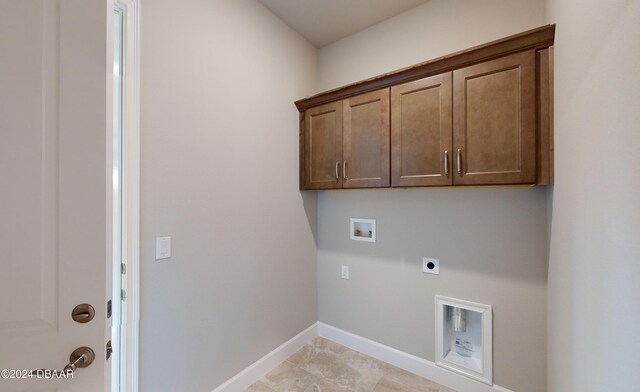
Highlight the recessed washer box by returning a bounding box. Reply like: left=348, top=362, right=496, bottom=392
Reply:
left=350, top=218, right=376, bottom=242
left=435, top=295, right=493, bottom=385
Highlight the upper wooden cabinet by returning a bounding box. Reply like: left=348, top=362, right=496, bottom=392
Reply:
left=297, top=25, right=555, bottom=190
left=303, top=90, right=390, bottom=189
left=304, top=102, right=342, bottom=190
left=453, top=51, right=535, bottom=185
left=391, top=73, right=453, bottom=187
left=343, top=89, right=390, bottom=188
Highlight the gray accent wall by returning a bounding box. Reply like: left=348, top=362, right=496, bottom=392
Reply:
left=318, top=188, right=548, bottom=392
left=139, top=1, right=318, bottom=391
left=316, top=1, right=549, bottom=391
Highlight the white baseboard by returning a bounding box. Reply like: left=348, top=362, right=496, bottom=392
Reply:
left=210, top=321, right=514, bottom=392
left=210, top=323, right=319, bottom=392
left=317, top=322, right=514, bottom=392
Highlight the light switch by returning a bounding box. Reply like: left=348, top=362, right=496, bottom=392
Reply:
left=341, top=265, right=350, bottom=280
left=156, top=236, right=171, bottom=260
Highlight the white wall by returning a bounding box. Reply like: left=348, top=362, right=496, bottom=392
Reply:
left=545, top=0, right=640, bottom=391
left=139, top=1, right=318, bottom=391
left=316, top=1, right=548, bottom=391
left=318, top=0, right=546, bottom=91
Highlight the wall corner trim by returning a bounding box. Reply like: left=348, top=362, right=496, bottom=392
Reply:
left=317, top=322, right=514, bottom=392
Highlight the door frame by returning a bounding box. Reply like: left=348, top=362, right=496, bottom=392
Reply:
left=110, top=1, right=140, bottom=391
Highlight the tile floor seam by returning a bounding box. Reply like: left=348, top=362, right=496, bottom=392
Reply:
left=370, top=377, right=384, bottom=392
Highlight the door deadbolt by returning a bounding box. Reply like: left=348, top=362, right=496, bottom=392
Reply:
left=71, top=303, right=95, bottom=323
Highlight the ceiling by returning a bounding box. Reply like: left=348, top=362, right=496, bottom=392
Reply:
left=258, top=0, right=429, bottom=47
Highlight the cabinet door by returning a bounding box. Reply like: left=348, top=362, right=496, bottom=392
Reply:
left=304, top=101, right=343, bottom=189
left=391, top=73, right=453, bottom=187
left=342, top=89, right=390, bottom=188
left=453, top=51, right=536, bottom=185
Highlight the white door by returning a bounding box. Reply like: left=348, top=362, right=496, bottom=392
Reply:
left=1, top=1, right=111, bottom=391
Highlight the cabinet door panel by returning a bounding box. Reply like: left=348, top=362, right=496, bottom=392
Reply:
left=304, top=102, right=343, bottom=189
left=343, top=89, right=390, bottom=188
left=391, top=73, right=452, bottom=187
left=453, top=51, right=536, bottom=185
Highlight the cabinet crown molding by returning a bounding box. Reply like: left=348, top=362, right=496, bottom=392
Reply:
left=295, top=24, right=555, bottom=112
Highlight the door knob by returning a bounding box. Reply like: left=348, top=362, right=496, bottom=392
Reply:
left=64, top=347, right=95, bottom=372
left=31, top=347, right=95, bottom=375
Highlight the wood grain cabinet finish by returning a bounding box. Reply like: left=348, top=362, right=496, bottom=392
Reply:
left=303, top=90, right=390, bottom=189
left=297, top=26, right=555, bottom=190
left=304, top=101, right=343, bottom=189
left=391, top=73, right=453, bottom=187
left=453, top=50, right=536, bottom=185
left=343, top=89, right=390, bottom=188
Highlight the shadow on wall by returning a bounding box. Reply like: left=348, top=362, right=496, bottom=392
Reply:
left=301, top=191, right=319, bottom=247
left=316, top=186, right=549, bottom=284
left=546, top=186, right=553, bottom=274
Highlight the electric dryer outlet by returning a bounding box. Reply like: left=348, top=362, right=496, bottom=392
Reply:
left=423, top=257, right=440, bottom=274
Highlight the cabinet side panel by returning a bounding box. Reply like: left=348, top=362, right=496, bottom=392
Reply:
left=299, top=111, right=305, bottom=189
left=536, top=48, right=552, bottom=185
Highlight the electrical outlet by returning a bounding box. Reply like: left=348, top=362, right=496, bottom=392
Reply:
left=341, top=265, right=350, bottom=280
left=423, top=257, right=439, bottom=275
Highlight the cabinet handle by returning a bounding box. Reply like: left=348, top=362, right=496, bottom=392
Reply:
left=343, top=161, right=348, bottom=180
left=335, top=161, right=340, bottom=182
left=457, top=148, right=462, bottom=174
left=444, top=150, right=449, bottom=175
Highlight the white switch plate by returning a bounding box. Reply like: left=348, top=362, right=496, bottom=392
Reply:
left=156, top=236, right=171, bottom=260
left=341, top=265, right=350, bottom=280
left=423, top=257, right=439, bottom=274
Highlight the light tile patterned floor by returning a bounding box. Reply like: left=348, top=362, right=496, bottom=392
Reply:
left=244, top=337, right=456, bottom=392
